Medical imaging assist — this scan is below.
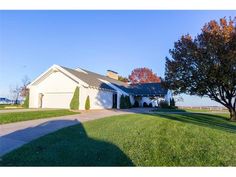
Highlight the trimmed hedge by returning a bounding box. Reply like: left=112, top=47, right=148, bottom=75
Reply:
left=70, top=87, right=79, bottom=110
left=85, top=96, right=90, bottom=110
left=159, top=99, right=176, bottom=109
left=120, top=95, right=126, bottom=109
left=23, top=94, right=29, bottom=108
left=120, top=95, right=132, bottom=109
left=133, top=100, right=139, bottom=107
left=148, top=103, right=153, bottom=108
left=170, top=98, right=176, bottom=108
left=159, top=100, right=169, bottom=108
left=125, top=95, right=132, bottom=108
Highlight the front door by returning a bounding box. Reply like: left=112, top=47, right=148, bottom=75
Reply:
left=112, top=93, right=117, bottom=109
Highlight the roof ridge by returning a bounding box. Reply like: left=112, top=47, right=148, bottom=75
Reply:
left=71, top=66, right=129, bottom=86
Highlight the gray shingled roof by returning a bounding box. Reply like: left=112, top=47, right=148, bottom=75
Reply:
left=61, top=66, right=128, bottom=92
left=61, top=66, right=167, bottom=96
left=128, top=83, right=167, bottom=96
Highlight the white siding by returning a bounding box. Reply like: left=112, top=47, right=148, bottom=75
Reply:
left=79, top=87, right=113, bottom=110
left=29, top=69, right=117, bottom=110
left=29, top=86, right=38, bottom=108
left=29, top=71, right=78, bottom=108
left=130, top=95, right=135, bottom=105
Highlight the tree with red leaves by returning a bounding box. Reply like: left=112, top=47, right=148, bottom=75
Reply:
left=128, top=67, right=161, bottom=84
left=164, top=17, right=236, bottom=121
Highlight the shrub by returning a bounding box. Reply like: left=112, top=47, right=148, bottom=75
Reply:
left=125, top=96, right=132, bottom=108
left=159, top=100, right=169, bottom=108
left=85, top=96, right=90, bottom=110
left=120, top=95, right=126, bottom=109
left=120, top=95, right=131, bottom=109
left=170, top=98, right=176, bottom=108
left=133, top=100, right=139, bottom=107
left=23, top=94, right=29, bottom=108
left=148, top=103, right=153, bottom=108
left=70, top=87, right=79, bottom=110
left=143, top=102, right=148, bottom=107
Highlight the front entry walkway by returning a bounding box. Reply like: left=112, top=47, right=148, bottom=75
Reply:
left=0, top=108, right=151, bottom=156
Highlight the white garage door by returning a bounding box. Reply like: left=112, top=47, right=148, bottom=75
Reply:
left=42, top=93, right=73, bottom=109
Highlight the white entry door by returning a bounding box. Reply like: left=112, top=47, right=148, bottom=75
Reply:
left=42, top=92, right=73, bottom=109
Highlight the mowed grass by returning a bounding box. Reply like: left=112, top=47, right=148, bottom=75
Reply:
left=0, top=104, right=23, bottom=110
left=153, top=108, right=228, bottom=113
left=0, top=110, right=78, bottom=124
left=1, top=112, right=236, bottom=166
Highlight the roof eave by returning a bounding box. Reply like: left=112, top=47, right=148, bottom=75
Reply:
left=27, top=64, right=89, bottom=88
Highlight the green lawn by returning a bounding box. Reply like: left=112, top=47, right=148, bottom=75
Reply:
left=0, top=110, right=78, bottom=124
left=153, top=108, right=228, bottom=113
left=0, top=104, right=23, bottom=110
left=1, top=112, right=236, bottom=166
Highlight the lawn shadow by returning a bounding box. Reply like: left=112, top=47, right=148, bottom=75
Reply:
left=150, top=112, right=236, bottom=133
left=0, top=119, right=80, bottom=156
left=153, top=108, right=187, bottom=112
left=0, top=120, right=134, bottom=166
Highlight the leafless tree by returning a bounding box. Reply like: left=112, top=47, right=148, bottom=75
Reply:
left=10, top=85, right=21, bottom=104
left=20, top=75, right=31, bottom=98
left=9, top=76, right=31, bottom=104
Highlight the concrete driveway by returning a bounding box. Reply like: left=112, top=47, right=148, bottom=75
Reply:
left=0, top=108, right=150, bottom=156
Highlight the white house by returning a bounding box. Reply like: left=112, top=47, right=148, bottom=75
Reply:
left=27, top=65, right=170, bottom=110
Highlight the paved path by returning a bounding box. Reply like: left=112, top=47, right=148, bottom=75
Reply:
left=0, top=108, right=150, bottom=156
left=0, top=108, right=58, bottom=114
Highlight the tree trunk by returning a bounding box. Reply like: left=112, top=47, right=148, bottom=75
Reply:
left=229, top=108, right=236, bottom=121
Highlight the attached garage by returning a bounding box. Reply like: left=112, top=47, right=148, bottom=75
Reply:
left=28, top=65, right=116, bottom=110
left=28, top=66, right=82, bottom=109
left=41, top=92, right=73, bottom=109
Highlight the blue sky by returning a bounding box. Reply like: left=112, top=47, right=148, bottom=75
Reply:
left=0, top=10, right=235, bottom=106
